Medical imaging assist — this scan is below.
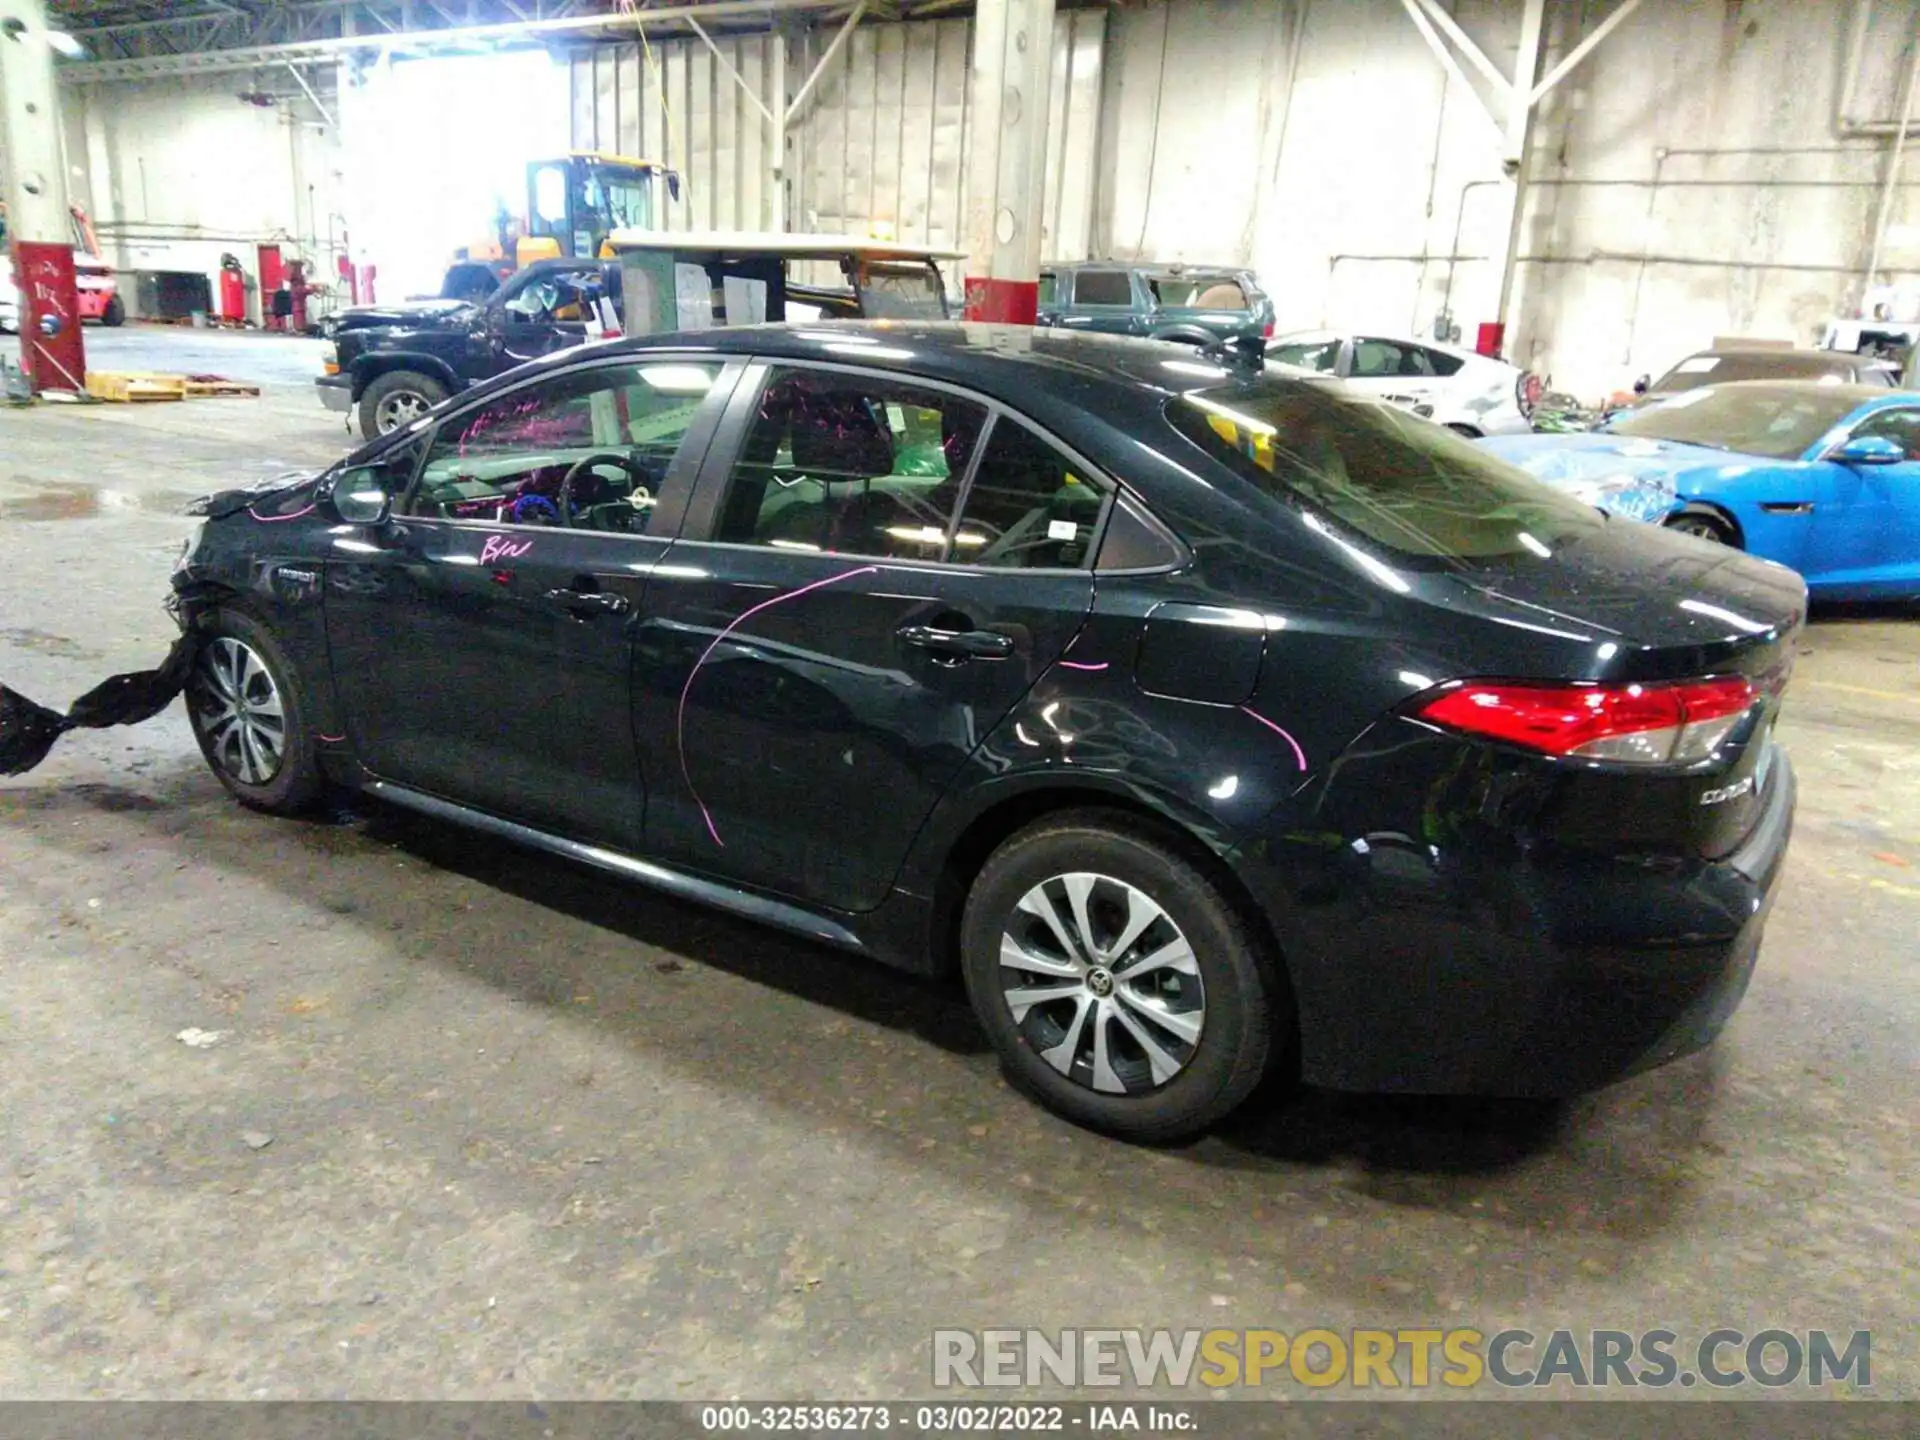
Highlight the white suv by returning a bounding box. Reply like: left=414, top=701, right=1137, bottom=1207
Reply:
left=1269, top=331, right=1540, bottom=437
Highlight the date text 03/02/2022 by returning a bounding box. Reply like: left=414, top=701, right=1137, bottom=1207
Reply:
left=698, top=1404, right=1198, bottom=1432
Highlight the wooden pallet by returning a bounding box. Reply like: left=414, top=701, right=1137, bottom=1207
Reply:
left=85, top=372, right=186, bottom=403
left=183, top=376, right=261, bottom=399
left=83, top=372, right=261, bottom=402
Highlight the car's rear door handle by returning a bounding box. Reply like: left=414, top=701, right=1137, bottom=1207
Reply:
left=545, top=587, right=630, bottom=615
left=896, top=623, right=1015, bottom=660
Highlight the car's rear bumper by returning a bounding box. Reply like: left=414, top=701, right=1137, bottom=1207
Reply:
left=316, top=374, right=353, bottom=412
left=1233, top=751, right=1795, bottom=1097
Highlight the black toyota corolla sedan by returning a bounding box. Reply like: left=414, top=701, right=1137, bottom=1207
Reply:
left=174, top=323, right=1802, bottom=1140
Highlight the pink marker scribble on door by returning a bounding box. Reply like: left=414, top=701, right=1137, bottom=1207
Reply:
left=1056, top=660, right=1109, bottom=672
left=249, top=501, right=317, bottom=524
left=1239, top=704, right=1309, bottom=772
left=479, top=534, right=534, bottom=565
left=677, top=565, right=881, bottom=847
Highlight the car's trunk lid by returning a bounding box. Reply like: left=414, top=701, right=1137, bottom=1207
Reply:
left=1453, top=514, right=1805, bottom=686
left=1434, top=519, right=1804, bottom=861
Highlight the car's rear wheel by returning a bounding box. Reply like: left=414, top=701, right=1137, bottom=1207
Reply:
left=359, top=369, right=446, bottom=441
left=1665, top=508, right=1737, bottom=546
left=185, top=611, right=323, bottom=814
left=102, top=294, right=126, bottom=327
left=1444, top=422, right=1483, bottom=439
left=960, top=812, right=1279, bottom=1141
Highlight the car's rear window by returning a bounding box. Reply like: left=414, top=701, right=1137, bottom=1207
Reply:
left=1166, top=380, right=1603, bottom=564
left=1150, top=274, right=1248, bottom=310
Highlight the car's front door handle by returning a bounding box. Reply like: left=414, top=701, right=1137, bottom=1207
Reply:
left=897, top=623, right=1015, bottom=660
left=545, top=588, right=630, bottom=615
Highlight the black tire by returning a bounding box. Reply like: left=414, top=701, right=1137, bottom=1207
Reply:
left=1664, top=508, right=1737, bottom=546
left=960, top=811, right=1282, bottom=1142
left=185, top=609, right=324, bottom=815
left=102, top=294, right=126, bottom=327
left=1444, top=422, right=1483, bottom=439
left=358, top=368, right=447, bottom=441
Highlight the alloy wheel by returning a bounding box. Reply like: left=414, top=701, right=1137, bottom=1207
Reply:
left=376, top=390, right=430, bottom=433
left=191, top=636, right=287, bottom=785
left=998, top=872, right=1206, bottom=1095
left=1668, top=515, right=1727, bottom=543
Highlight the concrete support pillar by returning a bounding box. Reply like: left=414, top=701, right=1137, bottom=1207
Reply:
left=1490, top=0, right=1546, bottom=354
left=962, top=0, right=1055, bottom=324
left=770, top=31, right=789, bottom=232
left=0, top=0, right=86, bottom=393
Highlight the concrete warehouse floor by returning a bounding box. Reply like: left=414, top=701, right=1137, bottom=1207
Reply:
left=1, top=327, right=1917, bottom=1401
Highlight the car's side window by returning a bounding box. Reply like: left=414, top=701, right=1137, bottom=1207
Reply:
left=1072, top=269, right=1133, bottom=307
left=1850, top=407, right=1920, bottom=460
left=1352, top=338, right=1433, bottom=378
left=712, top=367, right=989, bottom=560
left=1418, top=346, right=1465, bottom=377
left=1270, top=340, right=1339, bottom=373
left=951, top=419, right=1112, bottom=570
left=409, top=361, right=724, bottom=533
left=1349, top=340, right=1399, bottom=377
left=1096, top=490, right=1185, bottom=572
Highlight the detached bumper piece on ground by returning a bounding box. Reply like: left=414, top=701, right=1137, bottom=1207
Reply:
left=0, top=631, right=198, bottom=776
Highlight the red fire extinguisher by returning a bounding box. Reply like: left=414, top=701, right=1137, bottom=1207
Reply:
left=217, top=254, right=248, bottom=326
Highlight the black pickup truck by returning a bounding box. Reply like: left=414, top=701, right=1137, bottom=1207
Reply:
left=319, top=237, right=963, bottom=439
left=317, top=257, right=619, bottom=440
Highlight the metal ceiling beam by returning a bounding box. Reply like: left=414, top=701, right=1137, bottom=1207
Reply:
left=58, top=0, right=856, bottom=80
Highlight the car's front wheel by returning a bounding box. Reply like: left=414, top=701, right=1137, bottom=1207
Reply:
left=185, top=610, right=324, bottom=814
left=960, top=812, right=1280, bottom=1141
left=1664, top=508, right=1738, bottom=546
left=358, top=369, right=447, bottom=441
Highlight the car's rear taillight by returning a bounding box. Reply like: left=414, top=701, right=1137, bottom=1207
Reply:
left=1415, top=677, right=1756, bottom=765
left=1262, top=320, right=1275, bottom=339
left=1517, top=371, right=1544, bottom=415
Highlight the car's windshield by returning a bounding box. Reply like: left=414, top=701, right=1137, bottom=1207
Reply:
left=580, top=173, right=651, bottom=231
left=1609, top=384, right=1860, bottom=458
left=1166, top=379, right=1603, bottom=564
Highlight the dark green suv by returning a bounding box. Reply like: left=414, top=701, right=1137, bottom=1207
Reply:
left=1036, top=263, right=1274, bottom=348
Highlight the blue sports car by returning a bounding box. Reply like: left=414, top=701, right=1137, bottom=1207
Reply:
left=1482, top=380, right=1920, bottom=601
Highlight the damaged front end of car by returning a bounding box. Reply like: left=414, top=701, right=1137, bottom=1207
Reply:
left=1, top=468, right=331, bottom=777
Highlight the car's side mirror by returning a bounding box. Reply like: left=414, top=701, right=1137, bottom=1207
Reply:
left=1829, top=434, right=1906, bottom=467
left=330, top=468, right=392, bottom=524
left=1632, top=374, right=1650, bottom=395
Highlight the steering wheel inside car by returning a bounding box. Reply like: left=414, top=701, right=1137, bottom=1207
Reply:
left=559, top=452, right=652, bottom=532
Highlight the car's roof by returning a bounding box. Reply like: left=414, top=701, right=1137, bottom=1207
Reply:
left=1680, top=346, right=1880, bottom=369
left=583, top=321, right=1329, bottom=419
left=1684, top=378, right=1906, bottom=405
left=1273, top=328, right=1499, bottom=367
